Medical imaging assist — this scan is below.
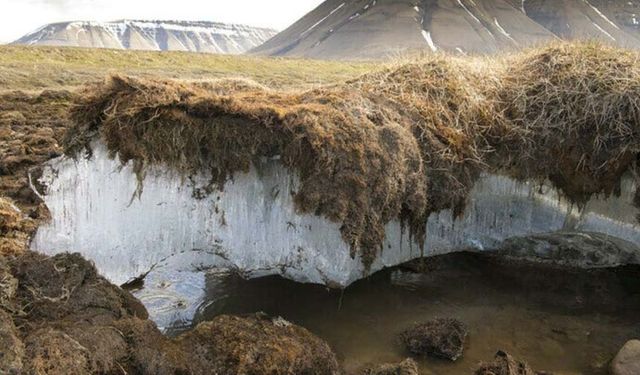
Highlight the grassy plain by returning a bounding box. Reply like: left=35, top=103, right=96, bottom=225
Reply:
left=0, top=45, right=374, bottom=91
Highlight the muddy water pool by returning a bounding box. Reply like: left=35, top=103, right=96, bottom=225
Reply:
left=165, top=253, right=640, bottom=374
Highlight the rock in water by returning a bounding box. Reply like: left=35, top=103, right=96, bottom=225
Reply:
left=399, top=318, right=467, bottom=361
left=492, top=232, right=640, bottom=268
left=361, top=358, right=419, bottom=375
left=474, top=351, right=545, bottom=375
left=611, top=340, right=640, bottom=375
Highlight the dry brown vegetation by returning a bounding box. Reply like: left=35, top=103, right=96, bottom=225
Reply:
left=66, top=42, right=640, bottom=269
left=0, top=197, right=36, bottom=256
left=0, top=45, right=373, bottom=91
left=0, top=90, right=71, bottom=221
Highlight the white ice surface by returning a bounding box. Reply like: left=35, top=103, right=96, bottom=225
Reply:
left=30, top=142, right=640, bottom=328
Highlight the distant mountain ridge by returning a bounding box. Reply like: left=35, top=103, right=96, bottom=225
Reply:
left=13, top=20, right=278, bottom=54
left=251, top=0, right=640, bottom=59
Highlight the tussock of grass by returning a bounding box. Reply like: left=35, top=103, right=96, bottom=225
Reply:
left=495, top=43, right=640, bottom=203
left=66, top=42, right=640, bottom=270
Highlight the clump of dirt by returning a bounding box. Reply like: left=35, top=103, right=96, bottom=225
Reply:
left=24, top=328, right=96, bottom=374
left=178, top=313, right=340, bottom=375
left=399, top=318, right=467, bottom=361
left=10, top=251, right=148, bottom=322
left=360, top=358, right=419, bottom=375
left=0, top=256, right=17, bottom=312
left=0, top=250, right=140, bottom=374
left=65, top=42, right=640, bottom=270
left=0, top=197, right=36, bottom=256
left=112, top=317, right=190, bottom=374
left=0, top=90, right=72, bottom=221
left=474, top=351, right=548, bottom=375
left=0, top=248, right=341, bottom=374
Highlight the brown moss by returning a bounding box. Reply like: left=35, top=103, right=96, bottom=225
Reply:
left=9, top=252, right=148, bottom=324
left=65, top=41, right=640, bottom=270
left=177, top=313, right=340, bottom=375
left=24, top=328, right=94, bottom=375
left=0, top=197, right=37, bottom=256
left=0, top=257, right=18, bottom=313
left=113, top=317, right=190, bottom=375
left=2, top=251, right=179, bottom=375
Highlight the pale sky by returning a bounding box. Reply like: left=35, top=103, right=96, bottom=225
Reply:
left=0, top=0, right=324, bottom=43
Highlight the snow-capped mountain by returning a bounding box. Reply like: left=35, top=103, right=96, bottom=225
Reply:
left=251, top=0, right=640, bottom=59
left=13, top=20, right=278, bottom=54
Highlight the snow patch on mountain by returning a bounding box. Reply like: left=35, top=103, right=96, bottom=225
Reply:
left=13, top=20, right=278, bottom=54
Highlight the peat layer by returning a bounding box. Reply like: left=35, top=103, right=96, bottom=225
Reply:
left=66, top=42, right=640, bottom=270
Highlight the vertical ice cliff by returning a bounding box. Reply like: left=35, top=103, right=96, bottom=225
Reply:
left=30, top=142, right=640, bottom=329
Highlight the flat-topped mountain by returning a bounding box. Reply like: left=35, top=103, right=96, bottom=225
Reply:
left=13, top=20, right=278, bottom=54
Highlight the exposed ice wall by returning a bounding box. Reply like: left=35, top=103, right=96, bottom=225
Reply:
left=30, top=142, right=640, bottom=328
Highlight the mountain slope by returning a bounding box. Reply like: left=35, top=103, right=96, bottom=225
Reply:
left=523, top=0, right=640, bottom=49
left=251, top=0, right=640, bottom=59
left=13, top=20, right=278, bottom=54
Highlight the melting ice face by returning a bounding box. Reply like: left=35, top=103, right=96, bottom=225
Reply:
left=31, top=142, right=640, bottom=328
